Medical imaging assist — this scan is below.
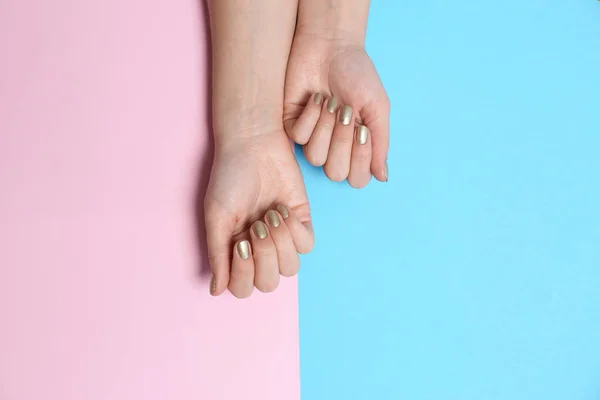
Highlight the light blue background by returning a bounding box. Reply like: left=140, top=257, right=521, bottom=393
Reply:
left=298, top=1, right=600, bottom=399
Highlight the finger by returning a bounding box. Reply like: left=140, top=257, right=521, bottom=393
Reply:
left=347, top=124, right=373, bottom=188
left=277, top=204, right=314, bottom=254
left=304, top=96, right=338, bottom=167
left=228, top=240, right=255, bottom=299
left=324, top=104, right=354, bottom=182
left=265, top=210, right=300, bottom=278
left=204, top=208, right=235, bottom=296
left=362, top=95, right=390, bottom=182
left=250, top=221, right=280, bottom=293
left=285, top=93, right=324, bottom=145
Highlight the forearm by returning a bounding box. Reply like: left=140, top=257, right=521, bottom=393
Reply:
left=208, top=0, right=298, bottom=143
left=296, top=0, right=370, bottom=45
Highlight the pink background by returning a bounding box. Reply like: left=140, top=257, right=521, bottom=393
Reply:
left=0, top=1, right=299, bottom=399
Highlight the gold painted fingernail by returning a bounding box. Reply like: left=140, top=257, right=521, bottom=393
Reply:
left=356, top=125, right=369, bottom=145
left=210, top=275, right=216, bottom=294
left=339, top=105, right=353, bottom=125
left=314, top=93, right=323, bottom=105
left=384, top=161, right=389, bottom=182
left=277, top=204, right=290, bottom=219
left=327, top=96, right=338, bottom=113
left=266, top=210, right=281, bottom=228
left=252, top=221, right=268, bottom=239
left=237, top=240, right=250, bottom=260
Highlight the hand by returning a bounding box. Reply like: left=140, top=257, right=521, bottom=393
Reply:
left=204, top=130, right=314, bottom=298
left=284, top=33, right=390, bottom=188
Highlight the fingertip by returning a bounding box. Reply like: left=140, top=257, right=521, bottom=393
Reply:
left=323, top=165, right=348, bottom=183
left=348, top=177, right=371, bottom=189
left=384, top=160, right=389, bottom=182
left=371, top=158, right=388, bottom=182
left=276, top=204, right=291, bottom=220
left=314, top=92, right=324, bottom=106
left=303, top=144, right=327, bottom=167
left=210, top=274, right=217, bottom=296
left=209, top=256, right=230, bottom=296
left=230, top=287, right=253, bottom=300
left=228, top=239, right=255, bottom=299
left=205, top=209, right=236, bottom=296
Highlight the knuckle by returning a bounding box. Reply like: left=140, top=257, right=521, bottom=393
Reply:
left=333, top=130, right=354, bottom=144
left=353, top=150, right=371, bottom=163
left=207, top=253, right=227, bottom=270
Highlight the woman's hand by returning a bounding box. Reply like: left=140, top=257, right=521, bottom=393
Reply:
left=283, top=1, right=390, bottom=188
left=205, top=130, right=314, bottom=298
left=206, top=0, right=310, bottom=297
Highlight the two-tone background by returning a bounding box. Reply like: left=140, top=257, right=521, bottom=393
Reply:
left=1, top=1, right=599, bottom=399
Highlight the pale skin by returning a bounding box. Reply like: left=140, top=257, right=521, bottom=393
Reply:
left=284, top=0, right=390, bottom=188
left=206, top=0, right=314, bottom=298
left=206, top=0, right=389, bottom=297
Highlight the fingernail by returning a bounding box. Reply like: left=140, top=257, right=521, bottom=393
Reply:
left=327, top=96, right=338, bottom=113
left=237, top=240, right=250, bottom=260
left=277, top=204, right=290, bottom=219
left=384, top=161, right=389, bottom=182
left=252, top=221, right=268, bottom=239
left=266, top=210, right=281, bottom=228
left=210, top=275, right=216, bottom=294
left=314, top=93, right=323, bottom=105
left=356, top=125, right=369, bottom=145
left=339, top=105, right=353, bottom=125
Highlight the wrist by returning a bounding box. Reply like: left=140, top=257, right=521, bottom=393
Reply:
left=211, top=69, right=285, bottom=147
left=296, top=0, right=369, bottom=47
left=212, top=103, right=283, bottom=149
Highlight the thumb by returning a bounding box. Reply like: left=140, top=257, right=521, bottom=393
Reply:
left=205, top=207, right=235, bottom=296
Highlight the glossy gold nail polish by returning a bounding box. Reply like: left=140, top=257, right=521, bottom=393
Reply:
left=237, top=240, right=250, bottom=260
left=253, top=221, right=268, bottom=239
left=266, top=210, right=280, bottom=228
left=356, top=125, right=369, bottom=145
left=314, top=93, right=323, bottom=105
left=384, top=161, right=389, bottom=182
left=210, top=275, right=216, bottom=294
left=327, top=96, right=338, bottom=113
left=277, top=204, right=290, bottom=219
left=339, top=105, right=353, bottom=126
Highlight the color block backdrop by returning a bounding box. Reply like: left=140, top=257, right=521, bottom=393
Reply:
left=298, top=1, right=600, bottom=399
left=0, top=1, right=299, bottom=399
left=2, top=1, right=600, bottom=400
